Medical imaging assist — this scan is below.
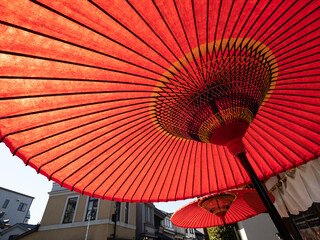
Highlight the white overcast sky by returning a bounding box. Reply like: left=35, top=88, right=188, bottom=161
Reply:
left=0, top=143, right=193, bottom=224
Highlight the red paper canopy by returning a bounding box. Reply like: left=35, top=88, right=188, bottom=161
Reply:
left=171, top=189, right=275, bottom=228
left=0, top=0, right=319, bottom=202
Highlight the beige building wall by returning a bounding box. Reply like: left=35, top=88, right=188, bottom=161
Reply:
left=20, top=224, right=135, bottom=240
left=21, top=183, right=136, bottom=240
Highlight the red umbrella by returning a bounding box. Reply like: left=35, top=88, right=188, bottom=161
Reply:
left=0, top=1, right=319, bottom=238
left=171, top=189, right=275, bottom=227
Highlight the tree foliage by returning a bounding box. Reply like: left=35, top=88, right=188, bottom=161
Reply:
left=207, top=225, right=238, bottom=240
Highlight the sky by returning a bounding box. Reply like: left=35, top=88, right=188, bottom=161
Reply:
left=0, top=143, right=193, bottom=224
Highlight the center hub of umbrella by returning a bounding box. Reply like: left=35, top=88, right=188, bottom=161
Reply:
left=198, top=193, right=236, bottom=218
left=153, top=39, right=276, bottom=146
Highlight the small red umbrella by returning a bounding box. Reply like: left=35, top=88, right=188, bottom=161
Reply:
left=171, top=189, right=275, bottom=228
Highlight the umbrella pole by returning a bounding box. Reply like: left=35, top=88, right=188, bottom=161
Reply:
left=236, top=152, right=293, bottom=240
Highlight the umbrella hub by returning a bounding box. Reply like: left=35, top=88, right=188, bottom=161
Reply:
left=154, top=39, right=276, bottom=146
left=198, top=193, right=237, bottom=219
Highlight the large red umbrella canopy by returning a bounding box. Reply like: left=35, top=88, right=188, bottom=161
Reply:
left=171, top=189, right=275, bottom=227
left=0, top=0, right=319, bottom=202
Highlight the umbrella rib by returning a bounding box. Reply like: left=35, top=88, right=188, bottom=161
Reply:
left=265, top=3, right=319, bottom=53
left=125, top=0, right=199, bottom=85
left=266, top=95, right=320, bottom=108
left=229, top=145, right=249, bottom=186
left=0, top=96, right=154, bottom=121
left=130, top=134, right=178, bottom=202
left=244, top=130, right=282, bottom=174
left=241, top=0, right=284, bottom=54
left=27, top=112, right=152, bottom=170
left=66, top=121, right=159, bottom=192
left=165, top=139, right=188, bottom=201
left=61, top=124, right=159, bottom=192
left=207, top=0, right=223, bottom=76
left=258, top=109, right=320, bottom=147
left=47, top=111, right=153, bottom=181
left=150, top=0, right=200, bottom=89
left=91, top=128, right=165, bottom=199
left=0, top=20, right=167, bottom=78
left=273, top=66, right=320, bottom=77
left=211, top=144, right=219, bottom=193
left=18, top=110, right=155, bottom=161
left=199, top=142, right=203, bottom=197
left=23, top=108, right=152, bottom=165
left=221, top=146, right=238, bottom=189
left=248, top=121, right=299, bottom=167
left=191, top=141, right=198, bottom=198
left=0, top=90, right=155, bottom=101
left=215, top=145, right=228, bottom=190
left=252, top=0, right=301, bottom=51
left=172, top=0, right=206, bottom=84
left=104, top=128, right=168, bottom=201
left=154, top=137, right=184, bottom=199
left=231, top=0, right=260, bottom=54
left=274, top=60, right=320, bottom=74
left=218, top=0, right=236, bottom=59
left=205, top=143, right=212, bottom=193
left=144, top=135, right=183, bottom=202
left=171, top=140, right=191, bottom=201
left=158, top=137, right=188, bottom=202
left=182, top=140, right=195, bottom=200
left=275, top=73, right=320, bottom=82
left=191, top=0, right=205, bottom=67
left=276, top=47, right=320, bottom=67
left=0, top=51, right=161, bottom=83
left=266, top=91, right=320, bottom=101
left=263, top=101, right=320, bottom=126
left=270, top=22, right=320, bottom=59
left=41, top=116, right=155, bottom=183
left=0, top=76, right=161, bottom=86
left=222, top=0, right=248, bottom=58
left=1, top=101, right=152, bottom=143
left=88, top=0, right=188, bottom=80
left=87, top=125, right=161, bottom=197
left=237, top=0, right=272, bottom=53
left=30, top=0, right=176, bottom=74
left=139, top=136, right=182, bottom=202
left=205, top=0, right=209, bottom=64
left=255, top=115, right=315, bottom=161
left=211, top=0, right=222, bottom=61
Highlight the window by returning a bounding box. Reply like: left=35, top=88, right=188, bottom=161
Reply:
left=17, top=203, right=27, bottom=212
left=145, top=205, right=153, bottom=224
left=165, top=218, right=172, bottom=228
left=62, top=197, right=78, bottom=224
left=2, top=199, right=9, bottom=209
left=85, top=197, right=98, bottom=221
left=124, top=202, right=129, bottom=224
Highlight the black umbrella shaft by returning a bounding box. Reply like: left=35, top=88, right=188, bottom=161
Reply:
left=236, top=152, right=293, bottom=240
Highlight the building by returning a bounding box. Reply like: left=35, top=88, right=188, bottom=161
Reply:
left=0, top=187, right=34, bottom=227
left=18, top=183, right=136, bottom=240
left=136, top=203, right=157, bottom=240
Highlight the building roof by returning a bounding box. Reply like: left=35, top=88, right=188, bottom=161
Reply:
left=12, top=224, right=39, bottom=240
left=0, top=223, right=38, bottom=236
left=0, top=187, right=34, bottom=199
left=195, top=229, right=204, bottom=236
left=154, top=208, right=167, bottom=219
